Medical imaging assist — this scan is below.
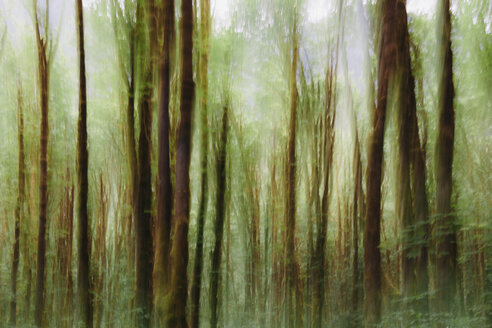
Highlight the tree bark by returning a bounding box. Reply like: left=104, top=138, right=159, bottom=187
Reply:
left=10, top=81, right=25, bottom=325
left=33, top=1, right=50, bottom=325
left=210, top=104, right=229, bottom=328
left=154, top=0, right=175, bottom=325
left=134, top=2, right=154, bottom=326
left=285, top=12, right=303, bottom=328
left=395, top=0, right=415, bottom=308
left=165, top=0, right=194, bottom=325
left=190, top=0, right=211, bottom=326
left=75, top=1, right=92, bottom=327
left=363, top=0, right=397, bottom=325
left=351, top=129, right=362, bottom=317
left=435, top=0, right=457, bottom=317
left=395, top=1, right=430, bottom=315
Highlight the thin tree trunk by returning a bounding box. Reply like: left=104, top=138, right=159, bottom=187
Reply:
left=154, top=0, right=175, bottom=324
left=165, top=0, right=195, bottom=325
left=435, top=0, right=457, bottom=318
left=363, top=0, right=397, bottom=325
left=210, top=104, right=229, bottom=328
left=351, top=129, right=362, bottom=317
left=75, top=0, right=92, bottom=326
left=284, top=11, right=303, bottom=328
left=190, top=0, right=211, bottom=326
left=10, top=81, right=25, bottom=325
left=34, top=0, right=50, bottom=324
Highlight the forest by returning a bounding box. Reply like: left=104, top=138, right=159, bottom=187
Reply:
left=0, top=0, right=490, bottom=327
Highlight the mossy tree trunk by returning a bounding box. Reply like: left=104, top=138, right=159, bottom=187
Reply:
left=165, top=0, right=195, bottom=325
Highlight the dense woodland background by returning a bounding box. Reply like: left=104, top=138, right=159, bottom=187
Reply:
left=0, top=0, right=491, bottom=327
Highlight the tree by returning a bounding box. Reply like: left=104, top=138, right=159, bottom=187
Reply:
left=435, top=0, right=457, bottom=317
left=394, top=0, right=415, bottom=311
left=363, top=0, right=398, bottom=325
left=110, top=0, right=137, bottom=271
left=33, top=0, right=54, bottom=325
left=75, top=0, right=92, bottom=327
left=10, top=80, right=25, bottom=325
left=190, top=0, right=211, bottom=326
left=285, top=10, right=303, bottom=328
left=210, top=103, right=229, bottom=328
left=394, top=0, right=430, bottom=315
left=165, top=0, right=194, bottom=325
left=134, top=1, right=154, bottom=326
left=153, top=0, right=175, bottom=324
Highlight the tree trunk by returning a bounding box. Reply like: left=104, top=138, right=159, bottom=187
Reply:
left=154, top=0, right=175, bottom=324
left=10, top=81, right=25, bottom=325
left=165, top=0, right=194, bottom=325
left=75, top=1, right=92, bottom=327
left=435, top=0, right=457, bottom=318
left=190, top=0, right=211, bottom=326
left=396, top=1, right=430, bottom=315
left=210, top=104, right=229, bottom=328
left=363, top=0, right=397, bottom=325
left=351, top=129, right=362, bottom=317
left=285, top=12, right=303, bottom=328
left=33, top=1, right=50, bottom=325
left=395, top=0, right=415, bottom=310
left=134, top=2, right=154, bottom=326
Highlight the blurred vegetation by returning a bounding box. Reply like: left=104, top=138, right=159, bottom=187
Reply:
left=0, top=0, right=490, bottom=327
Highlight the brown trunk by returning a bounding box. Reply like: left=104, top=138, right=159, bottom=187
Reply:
left=154, top=0, right=175, bottom=324
left=94, top=175, right=108, bottom=327
left=312, top=62, right=336, bottom=328
left=75, top=1, right=92, bottom=326
left=363, top=0, right=397, bottom=325
left=435, top=0, right=457, bottom=317
left=126, top=10, right=138, bottom=276
left=165, top=0, right=194, bottom=325
left=135, top=2, right=154, bottom=326
left=34, top=1, right=50, bottom=325
left=10, top=81, right=25, bottom=325
left=210, top=104, right=229, bottom=328
left=395, top=0, right=415, bottom=308
left=397, top=1, right=430, bottom=314
left=284, top=12, right=303, bottom=328
left=351, top=130, right=362, bottom=316
left=190, top=1, right=211, bottom=326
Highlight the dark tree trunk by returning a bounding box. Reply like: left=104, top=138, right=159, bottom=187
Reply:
left=396, top=1, right=430, bottom=315
left=134, top=2, right=154, bottom=326
left=75, top=1, right=92, bottom=327
left=154, top=0, right=175, bottom=324
left=210, top=104, right=229, bottom=328
left=435, top=0, right=457, bottom=317
left=127, top=26, right=137, bottom=236
left=395, top=0, right=415, bottom=308
left=363, top=0, right=397, bottom=325
left=33, top=1, right=50, bottom=325
left=190, top=1, right=211, bottom=326
left=165, top=0, right=194, bottom=326
left=10, top=81, right=25, bottom=325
